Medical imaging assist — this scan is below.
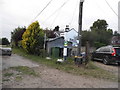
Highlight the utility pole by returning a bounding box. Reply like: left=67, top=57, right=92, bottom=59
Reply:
left=78, top=0, right=84, bottom=56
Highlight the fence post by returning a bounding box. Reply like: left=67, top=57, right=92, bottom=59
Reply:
left=85, top=41, right=90, bottom=65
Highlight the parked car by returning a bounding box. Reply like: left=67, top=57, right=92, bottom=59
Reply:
left=0, top=47, right=12, bottom=56
left=92, top=46, right=120, bottom=65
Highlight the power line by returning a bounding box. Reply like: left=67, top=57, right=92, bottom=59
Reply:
left=104, top=0, right=118, bottom=17
left=31, top=0, right=53, bottom=22
left=69, top=0, right=78, bottom=26
left=50, top=0, right=70, bottom=28
left=50, top=10, right=61, bottom=28
left=45, top=0, right=70, bottom=21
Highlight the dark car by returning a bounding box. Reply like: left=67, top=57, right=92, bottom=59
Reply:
left=92, top=46, right=120, bottom=65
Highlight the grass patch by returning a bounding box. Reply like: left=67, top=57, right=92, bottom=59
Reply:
left=4, top=73, right=13, bottom=77
left=15, top=76, right=22, bottom=81
left=3, top=79, right=10, bottom=82
left=12, top=48, right=118, bottom=81
left=10, top=66, right=38, bottom=76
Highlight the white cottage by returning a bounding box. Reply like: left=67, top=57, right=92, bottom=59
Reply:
left=63, top=28, right=78, bottom=47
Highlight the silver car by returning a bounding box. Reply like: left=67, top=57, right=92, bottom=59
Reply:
left=0, top=47, right=12, bottom=56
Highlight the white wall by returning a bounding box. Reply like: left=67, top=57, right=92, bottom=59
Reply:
left=66, top=28, right=78, bottom=46
left=66, top=29, right=78, bottom=41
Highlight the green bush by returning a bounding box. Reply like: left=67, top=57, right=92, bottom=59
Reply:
left=18, top=41, right=22, bottom=48
left=22, top=21, right=44, bottom=55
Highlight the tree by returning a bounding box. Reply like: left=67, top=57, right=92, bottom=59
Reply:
left=90, top=19, right=108, bottom=31
left=11, top=26, right=26, bottom=47
left=113, top=31, right=120, bottom=36
left=44, top=28, right=56, bottom=38
left=0, top=38, right=10, bottom=45
left=22, top=21, right=44, bottom=55
left=82, top=19, right=113, bottom=48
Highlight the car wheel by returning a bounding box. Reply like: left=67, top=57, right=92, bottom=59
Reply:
left=103, top=56, right=109, bottom=65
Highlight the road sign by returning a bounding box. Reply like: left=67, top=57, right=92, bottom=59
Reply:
left=64, top=41, right=68, bottom=46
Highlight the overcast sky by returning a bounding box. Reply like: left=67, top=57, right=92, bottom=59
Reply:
left=0, top=0, right=119, bottom=41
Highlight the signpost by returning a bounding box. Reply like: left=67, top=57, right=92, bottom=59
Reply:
left=63, top=25, right=69, bottom=61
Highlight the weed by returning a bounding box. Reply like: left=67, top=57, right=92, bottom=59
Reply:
left=3, top=79, right=10, bottom=82
left=15, top=76, right=22, bottom=81
left=10, top=66, right=38, bottom=76
left=4, top=73, right=13, bottom=77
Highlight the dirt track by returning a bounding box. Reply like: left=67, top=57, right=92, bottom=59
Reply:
left=2, top=54, right=119, bottom=88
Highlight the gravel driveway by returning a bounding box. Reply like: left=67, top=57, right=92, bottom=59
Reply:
left=2, top=54, right=119, bottom=88
left=93, top=61, right=119, bottom=76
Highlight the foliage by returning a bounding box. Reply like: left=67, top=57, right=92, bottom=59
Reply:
left=4, top=73, right=13, bottom=77
left=113, top=31, right=120, bottom=36
left=82, top=19, right=113, bottom=48
left=44, top=26, right=60, bottom=38
left=22, top=21, right=44, bottom=55
left=0, top=38, right=10, bottom=45
left=90, top=19, right=108, bottom=30
left=11, top=66, right=38, bottom=76
left=94, top=42, right=106, bottom=49
left=11, top=26, right=26, bottom=47
left=44, top=28, right=56, bottom=38
left=18, top=41, right=22, bottom=48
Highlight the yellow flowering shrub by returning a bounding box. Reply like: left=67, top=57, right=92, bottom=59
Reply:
left=22, top=21, right=44, bottom=55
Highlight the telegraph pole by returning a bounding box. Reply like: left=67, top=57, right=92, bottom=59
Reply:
left=78, top=0, right=84, bottom=56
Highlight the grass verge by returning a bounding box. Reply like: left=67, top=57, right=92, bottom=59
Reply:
left=10, top=66, right=38, bottom=76
left=3, top=79, right=10, bottom=82
left=15, top=76, right=22, bottom=81
left=4, top=73, right=13, bottom=77
left=12, top=48, right=118, bottom=81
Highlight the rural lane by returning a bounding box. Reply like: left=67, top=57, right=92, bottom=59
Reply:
left=2, top=54, right=39, bottom=70
left=2, top=54, right=119, bottom=88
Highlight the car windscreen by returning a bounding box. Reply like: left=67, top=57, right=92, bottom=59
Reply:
left=115, top=48, right=120, bottom=56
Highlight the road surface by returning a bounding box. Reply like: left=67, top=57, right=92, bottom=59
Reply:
left=2, top=54, right=119, bottom=88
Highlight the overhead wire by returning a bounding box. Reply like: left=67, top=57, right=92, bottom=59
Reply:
left=69, top=0, right=79, bottom=26
left=104, top=0, right=118, bottom=17
left=31, top=0, right=53, bottom=22
left=50, top=0, right=70, bottom=28
left=44, top=0, right=70, bottom=22
left=50, top=10, right=61, bottom=28
left=104, top=0, right=118, bottom=30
